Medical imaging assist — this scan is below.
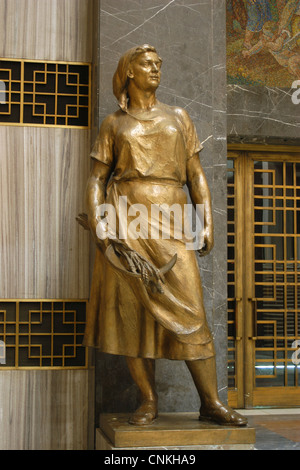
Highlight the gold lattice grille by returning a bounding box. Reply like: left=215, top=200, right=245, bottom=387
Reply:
left=253, top=161, right=300, bottom=387
left=227, top=159, right=237, bottom=390
left=227, top=148, right=300, bottom=407
left=0, top=300, right=88, bottom=369
left=0, top=59, right=91, bottom=128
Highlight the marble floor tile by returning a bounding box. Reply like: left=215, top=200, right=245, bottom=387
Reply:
left=237, top=410, right=300, bottom=450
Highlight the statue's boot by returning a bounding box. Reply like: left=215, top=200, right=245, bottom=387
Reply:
left=126, top=357, right=158, bottom=426
left=128, top=400, right=158, bottom=425
left=199, top=403, right=248, bottom=426
left=186, top=357, right=248, bottom=427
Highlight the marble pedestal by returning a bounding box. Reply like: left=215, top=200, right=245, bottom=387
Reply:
left=96, top=413, right=255, bottom=450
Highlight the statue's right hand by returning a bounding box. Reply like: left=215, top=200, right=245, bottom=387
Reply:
left=84, top=216, right=108, bottom=253
left=95, top=238, right=109, bottom=253
left=76, top=212, right=108, bottom=253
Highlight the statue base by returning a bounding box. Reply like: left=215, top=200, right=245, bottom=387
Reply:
left=97, top=412, right=255, bottom=450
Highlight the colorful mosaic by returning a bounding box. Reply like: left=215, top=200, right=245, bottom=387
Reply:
left=227, top=0, right=300, bottom=87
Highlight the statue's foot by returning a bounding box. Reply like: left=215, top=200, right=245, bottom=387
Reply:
left=128, top=400, right=158, bottom=426
left=199, top=402, right=248, bottom=427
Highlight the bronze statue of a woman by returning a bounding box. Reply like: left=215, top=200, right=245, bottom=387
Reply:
left=82, top=44, right=247, bottom=427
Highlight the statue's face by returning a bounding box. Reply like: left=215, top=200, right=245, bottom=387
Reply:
left=128, top=52, right=162, bottom=92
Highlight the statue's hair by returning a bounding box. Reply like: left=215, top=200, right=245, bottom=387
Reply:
left=112, top=44, right=162, bottom=112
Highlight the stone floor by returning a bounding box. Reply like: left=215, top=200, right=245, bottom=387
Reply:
left=237, top=408, right=300, bottom=450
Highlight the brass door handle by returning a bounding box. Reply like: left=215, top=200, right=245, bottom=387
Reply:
left=235, top=297, right=242, bottom=341
left=248, top=298, right=257, bottom=340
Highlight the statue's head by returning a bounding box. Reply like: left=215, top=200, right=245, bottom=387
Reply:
left=113, top=44, right=162, bottom=111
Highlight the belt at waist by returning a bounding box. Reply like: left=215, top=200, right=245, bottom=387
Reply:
left=108, top=176, right=183, bottom=190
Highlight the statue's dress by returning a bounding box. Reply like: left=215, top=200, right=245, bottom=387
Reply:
left=83, top=101, right=215, bottom=360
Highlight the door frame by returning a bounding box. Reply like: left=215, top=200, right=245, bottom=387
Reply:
left=228, top=144, right=300, bottom=409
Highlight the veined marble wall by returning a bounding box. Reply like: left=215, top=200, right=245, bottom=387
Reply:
left=227, top=85, right=300, bottom=141
left=95, top=0, right=228, bottom=416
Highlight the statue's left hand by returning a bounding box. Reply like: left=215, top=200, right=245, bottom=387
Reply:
left=197, top=227, right=214, bottom=257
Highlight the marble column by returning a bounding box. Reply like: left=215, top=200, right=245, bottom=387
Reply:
left=94, top=0, right=228, bottom=417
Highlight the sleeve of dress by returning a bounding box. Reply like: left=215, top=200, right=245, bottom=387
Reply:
left=90, top=115, right=114, bottom=167
left=178, top=108, right=203, bottom=160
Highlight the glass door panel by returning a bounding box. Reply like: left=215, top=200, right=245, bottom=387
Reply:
left=227, top=149, right=300, bottom=408
left=252, top=160, right=300, bottom=396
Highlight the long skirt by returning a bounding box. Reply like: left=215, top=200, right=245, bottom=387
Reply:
left=83, top=179, right=215, bottom=361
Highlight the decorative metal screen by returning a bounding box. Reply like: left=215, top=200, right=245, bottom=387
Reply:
left=253, top=161, right=300, bottom=387
left=0, top=300, right=88, bottom=369
left=0, top=59, right=90, bottom=128
left=227, top=159, right=237, bottom=390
